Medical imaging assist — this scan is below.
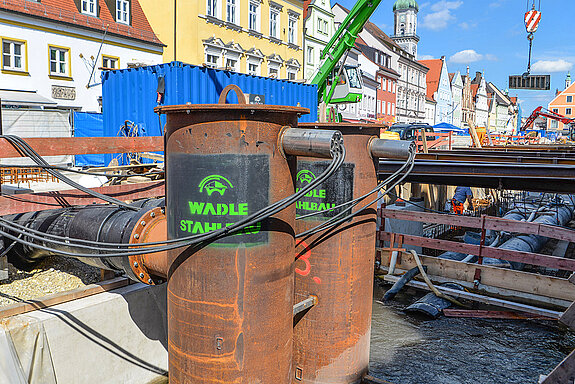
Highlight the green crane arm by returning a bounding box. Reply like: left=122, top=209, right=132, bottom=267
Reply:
left=310, top=0, right=384, bottom=104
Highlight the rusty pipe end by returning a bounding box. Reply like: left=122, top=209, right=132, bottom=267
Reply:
left=369, top=138, right=415, bottom=160
left=128, top=206, right=168, bottom=284
left=280, top=127, right=343, bottom=159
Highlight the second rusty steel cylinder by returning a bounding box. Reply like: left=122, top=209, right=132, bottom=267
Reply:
left=157, top=86, right=309, bottom=384
left=293, top=123, right=381, bottom=384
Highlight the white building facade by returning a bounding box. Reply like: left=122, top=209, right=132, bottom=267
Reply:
left=487, top=82, right=518, bottom=133
left=424, top=98, right=436, bottom=125
left=450, top=71, right=463, bottom=128
left=473, top=72, right=489, bottom=127
left=396, top=57, right=427, bottom=123
left=303, top=0, right=336, bottom=81
left=0, top=0, right=163, bottom=112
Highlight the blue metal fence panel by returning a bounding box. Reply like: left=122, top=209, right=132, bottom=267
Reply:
left=102, top=62, right=318, bottom=165
left=73, top=112, right=105, bottom=167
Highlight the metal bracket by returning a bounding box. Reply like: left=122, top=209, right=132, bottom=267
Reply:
left=293, top=295, right=318, bottom=316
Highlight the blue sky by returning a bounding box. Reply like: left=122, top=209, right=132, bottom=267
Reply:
left=335, top=0, right=574, bottom=116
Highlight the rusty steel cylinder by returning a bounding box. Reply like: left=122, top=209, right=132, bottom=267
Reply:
left=293, top=123, right=381, bottom=384
left=157, top=85, right=309, bottom=384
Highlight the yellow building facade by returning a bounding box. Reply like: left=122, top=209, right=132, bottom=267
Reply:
left=139, top=0, right=304, bottom=80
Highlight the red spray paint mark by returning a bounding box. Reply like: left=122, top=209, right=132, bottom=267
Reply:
left=295, top=240, right=321, bottom=284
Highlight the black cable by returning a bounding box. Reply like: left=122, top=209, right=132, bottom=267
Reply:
left=0, top=151, right=341, bottom=252
left=296, top=147, right=416, bottom=220
left=296, top=150, right=415, bottom=238
left=1, top=135, right=139, bottom=211
left=0, top=163, right=164, bottom=179
left=0, top=146, right=346, bottom=257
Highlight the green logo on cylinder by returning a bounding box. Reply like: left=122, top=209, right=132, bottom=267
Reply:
left=296, top=170, right=317, bottom=184
left=198, top=175, right=234, bottom=196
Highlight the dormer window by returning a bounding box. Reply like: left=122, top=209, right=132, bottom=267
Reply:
left=116, top=0, right=130, bottom=24
left=81, top=0, right=97, bottom=16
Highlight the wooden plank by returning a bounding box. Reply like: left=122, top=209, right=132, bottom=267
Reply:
left=569, top=273, right=575, bottom=285
left=378, top=232, right=478, bottom=254
left=380, top=209, right=482, bottom=228
left=0, top=181, right=165, bottom=215
left=486, top=217, right=575, bottom=243
left=480, top=246, right=575, bottom=272
left=443, top=309, right=553, bottom=320
left=0, top=277, right=129, bottom=319
left=378, top=232, right=575, bottom=271
left=559, top=301, right=575, bottom=329
left=383, top=275, right=562, bottom=318
left=541, top=349, right=575, bottom=384
left=468, top=120, right=482, bottom=148
left=380, top=251, right=575, bottom=302
left=380, top=208, right=575, bottom=243
left=380, top=267, right=572, bottom=309
left=538, top=225, right=575, bottom=243
left=0, top=136, right=163, bottom=158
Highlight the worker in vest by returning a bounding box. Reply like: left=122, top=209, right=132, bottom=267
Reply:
left=452, top=186, right=473, bottom=215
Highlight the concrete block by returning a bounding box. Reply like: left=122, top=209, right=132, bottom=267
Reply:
left=0, top=283, right=168, bottom=384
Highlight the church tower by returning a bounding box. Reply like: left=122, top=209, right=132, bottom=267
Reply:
left=392, top=0, right=419, bottom=58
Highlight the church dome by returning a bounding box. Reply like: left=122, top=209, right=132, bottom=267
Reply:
left=393, top=0, right=419, bottom=12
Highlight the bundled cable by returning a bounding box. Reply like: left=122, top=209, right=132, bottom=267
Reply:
left=1, top=135, right=140, bottom=211
left=0, top=143, right=346, bottom=258
left=296, top=147, right=416, bottom=239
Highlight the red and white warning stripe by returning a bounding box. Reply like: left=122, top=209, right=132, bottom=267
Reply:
left=524, top=10, right=541, bottom=33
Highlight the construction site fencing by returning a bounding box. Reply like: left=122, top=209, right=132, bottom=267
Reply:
left=414, top=130, right=452, bottom=152
left=376, top=208, right=575, bottom=311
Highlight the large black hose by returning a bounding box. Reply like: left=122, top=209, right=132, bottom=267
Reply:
left=383, top=266, right=424, bottom=301
left=3, top=199, right=164, bottom=281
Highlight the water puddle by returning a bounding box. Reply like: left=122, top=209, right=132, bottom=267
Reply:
left=369, top=285, right=575, bottom=384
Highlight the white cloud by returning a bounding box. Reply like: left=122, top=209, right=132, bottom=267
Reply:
left=420, top=1, right=463, bottom=31
left=449, top=50, right=497, bottom=63
left=449, top=50, right=483, bottom=63
left=531, top=59, right=573, bottom=73
left=459, top=22, right=476, bottom=30
left=430, top=0, right=463, bottom=12
left=418, top=54, right=436, bottom=60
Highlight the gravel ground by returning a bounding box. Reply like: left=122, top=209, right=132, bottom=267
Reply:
left=0, top=256, right=102, bottom=307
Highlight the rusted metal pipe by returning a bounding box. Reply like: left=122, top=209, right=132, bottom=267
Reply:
left=157, top=85, right=311, bottom=384
left=293, top=123, right=381, bottom=384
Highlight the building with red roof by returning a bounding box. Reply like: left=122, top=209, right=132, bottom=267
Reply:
left=548, top=73, right=575, bottom=131
left=418, top=56, right=453, bottom=125
left=0, top=0, right=164, bottom=112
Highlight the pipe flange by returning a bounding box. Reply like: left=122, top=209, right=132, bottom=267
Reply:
left=128, top=207, right=166, bottom=285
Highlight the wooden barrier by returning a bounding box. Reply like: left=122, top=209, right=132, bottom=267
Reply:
left=0, top=136, right=163, bottom=158
left=0, top=136, right=166, bottom=215
left=0, top=181, right=165, bottom=215
left=377, top=207, right=575, bottom=309
left=415, top=130, right=452, bottom=152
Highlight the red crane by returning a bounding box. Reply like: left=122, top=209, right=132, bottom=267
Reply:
left=521, top=106, right=575, bottom=140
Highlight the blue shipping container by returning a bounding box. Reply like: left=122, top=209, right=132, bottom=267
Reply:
left=73, top=112, right=105, bottom=167
left=101, top=62, right=318, bottom=165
